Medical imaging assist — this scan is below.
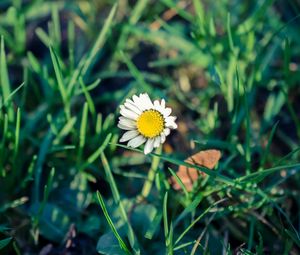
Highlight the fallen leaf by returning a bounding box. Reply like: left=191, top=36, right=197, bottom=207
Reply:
left=170, top=149, right=221, bottom=191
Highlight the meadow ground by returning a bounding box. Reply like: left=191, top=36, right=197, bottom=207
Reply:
left=0, top=0, right=300, bottom=254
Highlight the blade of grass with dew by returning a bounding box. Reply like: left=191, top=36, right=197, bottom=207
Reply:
left=96, top=191, right=132, bottom=255
left=100, top=152, right=140, bottom=253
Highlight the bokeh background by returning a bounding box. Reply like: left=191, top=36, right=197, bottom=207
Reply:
left=0, top=0, right=300, bottom=254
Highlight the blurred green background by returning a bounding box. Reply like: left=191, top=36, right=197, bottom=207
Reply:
left=0, top=0, right=300, bottom=254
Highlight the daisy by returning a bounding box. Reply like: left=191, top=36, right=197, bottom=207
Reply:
left=118, top=93, right=177, bottom=154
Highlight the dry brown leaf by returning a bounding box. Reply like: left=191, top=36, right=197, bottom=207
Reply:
left=170, top=149, right=221, bottom=191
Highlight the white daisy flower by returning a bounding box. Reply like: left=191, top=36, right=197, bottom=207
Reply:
left=118, top=93, right=177, bottom=154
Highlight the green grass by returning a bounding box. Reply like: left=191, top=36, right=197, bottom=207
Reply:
left=0, top=0, right=300, bottom=254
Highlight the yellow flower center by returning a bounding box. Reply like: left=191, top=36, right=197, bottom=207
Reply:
left=136, top=110, right=164, bottom=138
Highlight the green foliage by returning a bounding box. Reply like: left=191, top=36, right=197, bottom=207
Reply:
left=0, top=0, right=300, bottom=254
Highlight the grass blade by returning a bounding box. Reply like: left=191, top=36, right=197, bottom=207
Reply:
left=80, top=133, right=112, bottom=170
left=101, top=152, right=139, bottom=253
left=0, top=36, right=13, bottom=121
left=81, top=3, right=117, bottom=76
left=0, top=237, right=12, bottom=250
left=96, top=191, right=132, bottom=255
left=77, top=102, right=88, bottom=164
left=49, top=46, right=70, bottom=119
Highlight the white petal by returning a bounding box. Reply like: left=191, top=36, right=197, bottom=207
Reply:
left=165, top=116, right=176, bottom=122
left=132, top=94, right=146, bottom=111
left=118, top=118, right=136, bottom=128
left=118, top=123, right=136, bottom=130
left=120, top=108, right=139, bottom=120
left=144, top=138, right=155, bottom=154
left=164, top=128, right=170, bottom=136
left=160, top=99, right=165, bottom=108
left=160, top=133, right=166, bottom=143
left=163, top=107, right=172, bottom=117
left=154, top=100, right=163, bottom=113
left=124, top=102, right=142, bottom=115
left=127, top=135, right=146, bottom=148
left=120, top=130, right=139, bottom=142
left=166, top=121, right=177, bottom=129
left=141, top=93, right=154, bottom=110
left=125, top=98, right=134, bottom=104
left=132, top=94, right=142, bottom=104
left=153, top=136, right=161, bottom=148
left=165, top=116, right=177, bottom=129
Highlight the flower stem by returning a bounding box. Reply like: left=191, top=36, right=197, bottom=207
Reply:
left=140, top=146, right=162, bottom=199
